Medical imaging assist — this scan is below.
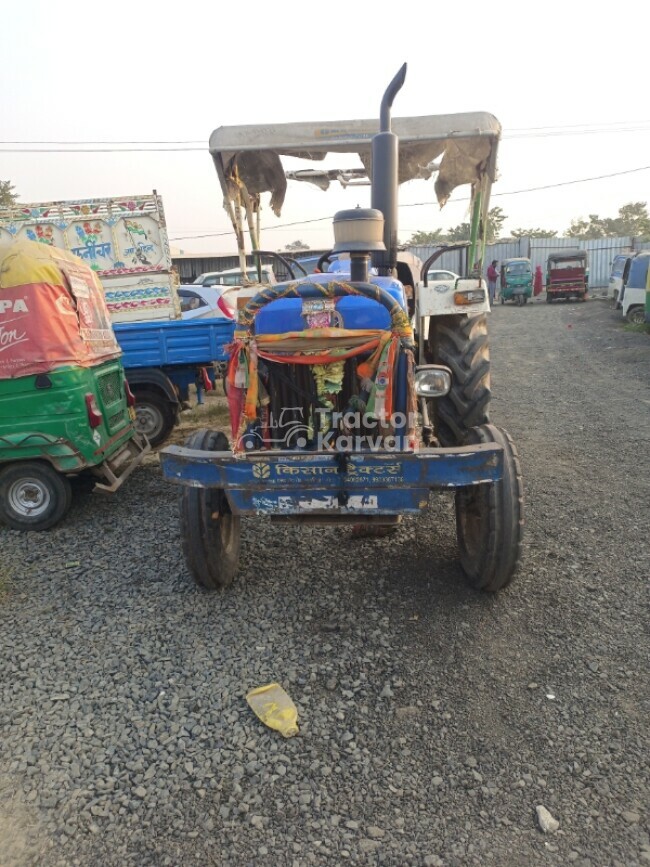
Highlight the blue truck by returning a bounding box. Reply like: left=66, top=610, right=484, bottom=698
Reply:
left=114, top=317, right=235, bottom=445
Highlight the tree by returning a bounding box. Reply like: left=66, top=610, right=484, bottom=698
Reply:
left=510, top=227, right=557, bottom=238
left=446, top=207, right=507, bottom=243
left=284, top=239, right=309, bottom=251
left=406, top=229, right=446, bottom=245
left=566, top=214, right=606, bottom=239
left=566, top=203, right=650, bottom=240
left=0, top=180, right=17, bottom=208
left=610, top=202, right=650, bottom=238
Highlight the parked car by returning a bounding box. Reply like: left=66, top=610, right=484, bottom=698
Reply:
left=192, top=265, right=276, bottom=288
left=608, top=253, right=634, bottom=308
left=178, top=285, right=235, bottom=320
left=427, top=269, right=459, bottom=283
left=292, top=255, right=323, bottom=275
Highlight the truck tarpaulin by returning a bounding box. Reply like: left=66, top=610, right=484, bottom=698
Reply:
left=0, top=240, right=121, bottom=379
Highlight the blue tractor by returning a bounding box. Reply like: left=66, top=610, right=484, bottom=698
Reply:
left=160, top=64, right=523, bottom=593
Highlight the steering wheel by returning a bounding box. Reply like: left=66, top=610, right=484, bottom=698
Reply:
left=317, top=250, right=335, bottom=273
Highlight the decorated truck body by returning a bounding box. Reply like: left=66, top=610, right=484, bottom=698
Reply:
left=0, top=192, right=179, bottom=324
left=0, top=193, right=239, bottom=445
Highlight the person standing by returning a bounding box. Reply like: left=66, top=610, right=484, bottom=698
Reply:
left=487, top=260, right=499, bottom=305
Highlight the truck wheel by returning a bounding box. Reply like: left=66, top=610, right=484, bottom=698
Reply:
left=455, top=425, right=523, bottom=592
left=180, top=429, right=240, bottom=590
left=0, top=462, right=72, bottom=531
left=134, top=390, right=176, bottom=447
left=428, top=314, right=490, bottom=446
left=627, top=306, right=646, bottom=325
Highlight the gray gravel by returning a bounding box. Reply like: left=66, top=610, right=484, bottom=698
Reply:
left=0, top=298, right=649, bottom=866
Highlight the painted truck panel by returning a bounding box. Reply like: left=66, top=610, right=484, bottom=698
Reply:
left=0, top=192, right=179, bottom=324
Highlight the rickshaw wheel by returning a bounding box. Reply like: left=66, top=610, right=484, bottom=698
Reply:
left=0, top=461, right=72, bottom=531
left=180, top=429, right=241, bottom=590
left=455, top=424, right=523, bottom=592
left=427, top=314, right=490, bottom=446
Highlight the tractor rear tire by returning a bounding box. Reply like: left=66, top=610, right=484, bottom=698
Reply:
left=428, top=314, right=490, bottom=446
left=179, top=429, right=240, bottom=590
left=455, top=424, right=523, bottom=592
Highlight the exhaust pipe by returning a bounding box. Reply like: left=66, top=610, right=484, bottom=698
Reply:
left=371, top=63, right=407, bottom=277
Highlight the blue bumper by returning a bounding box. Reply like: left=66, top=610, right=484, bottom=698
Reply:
left=160, top=445, right=503, bottom=516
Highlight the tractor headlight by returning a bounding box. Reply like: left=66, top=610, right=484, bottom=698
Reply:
left=454, top=288, right=486, bottom=305
left=414, top=365, right=451, bottom=397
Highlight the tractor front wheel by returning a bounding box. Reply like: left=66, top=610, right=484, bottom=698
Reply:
left=179, top=429, right=240, bottom=590
left=455, top=424, right=523, bottom=592
left=428, top=314, right=490, bottom=446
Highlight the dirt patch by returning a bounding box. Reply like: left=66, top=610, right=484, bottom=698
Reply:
left=0, top=788, right=48, bottom=867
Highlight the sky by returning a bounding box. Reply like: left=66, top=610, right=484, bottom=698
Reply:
left=2, top=0, right=649, bottom=255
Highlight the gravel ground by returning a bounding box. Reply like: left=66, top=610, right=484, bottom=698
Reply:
left=0, top=298, right=649, bottom=867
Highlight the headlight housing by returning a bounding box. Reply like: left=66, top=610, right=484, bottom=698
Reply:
left=454, top=288, right=486, bottom=305
left=414, top=365, right=452, bottom=397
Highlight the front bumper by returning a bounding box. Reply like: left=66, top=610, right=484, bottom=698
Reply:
left=160, top=444, right=503, bottom=517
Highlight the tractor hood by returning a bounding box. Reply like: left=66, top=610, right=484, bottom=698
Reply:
left=209, top=113, right=501, bottom=217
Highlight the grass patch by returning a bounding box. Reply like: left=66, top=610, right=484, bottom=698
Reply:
left=183, top=400, right=230, bottom=425
left=623, top=322, right=650, bottom=334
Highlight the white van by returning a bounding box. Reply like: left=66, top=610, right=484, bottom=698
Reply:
left=608, top=254, right=633, bottom=308
left=622, top=286, right=647, bottom=324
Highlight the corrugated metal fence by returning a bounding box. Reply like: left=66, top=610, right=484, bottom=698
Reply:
left=408, top=236, right=650, bottom=290
left=173, top=238, right=650, bottom=288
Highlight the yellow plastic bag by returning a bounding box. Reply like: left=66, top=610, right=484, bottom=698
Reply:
left=246, top=683, right=299, bottom=738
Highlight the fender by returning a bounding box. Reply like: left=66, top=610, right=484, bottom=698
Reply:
left=125, top=368, right=179, bottom=405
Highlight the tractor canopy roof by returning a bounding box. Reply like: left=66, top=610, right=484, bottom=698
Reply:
left=209, top=113, right=501, bottom=217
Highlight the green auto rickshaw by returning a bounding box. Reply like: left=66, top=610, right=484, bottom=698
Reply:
left=500, top=257, right=533, bottom=306
left=0, top=240, right=150, bottom=530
